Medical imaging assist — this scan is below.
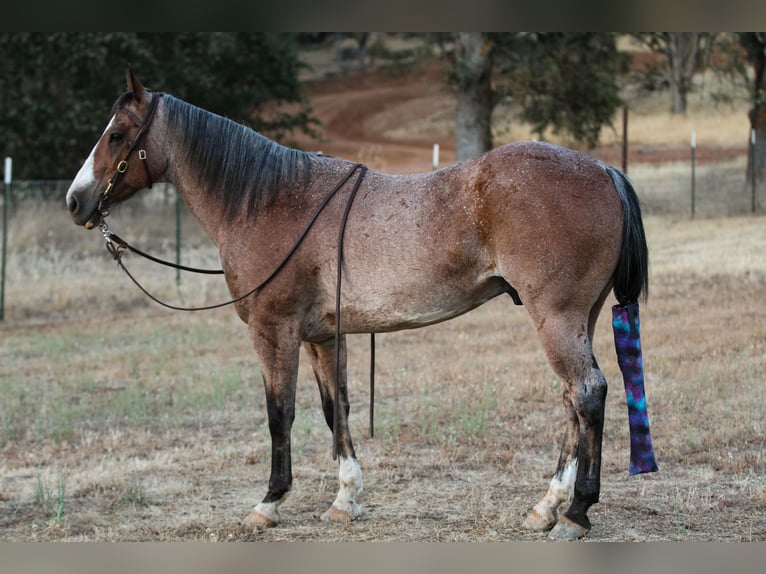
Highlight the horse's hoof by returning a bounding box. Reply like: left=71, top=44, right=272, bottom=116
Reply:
left=243, top=508, right=278, bottom=530
left=522, top=507, right=557, bottom=531
left=547, top=516, right=589, bottom=540
left=321, top=502, right=361, bottom=523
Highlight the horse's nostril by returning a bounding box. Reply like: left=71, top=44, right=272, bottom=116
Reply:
left=68, top=195, right=79, bottom=215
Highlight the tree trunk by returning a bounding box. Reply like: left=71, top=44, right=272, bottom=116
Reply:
left=749, top=107, right=766, bottom=191
left=746, top=34, right=766, bottom=193
left=665, top=32, right=701, bottom=115
left=454, top=32, right=494, bottom=161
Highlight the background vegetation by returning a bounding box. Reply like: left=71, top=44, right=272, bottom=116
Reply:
left=1, top=32, right=764, bottom=179
left=0, top=33, right=315, bottom=179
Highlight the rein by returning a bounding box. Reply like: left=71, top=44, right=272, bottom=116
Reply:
left=99, top=162, right=376, bottom=450
left=100, top=163, right=366, bottom=311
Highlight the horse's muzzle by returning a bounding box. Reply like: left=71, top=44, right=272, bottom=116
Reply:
left=66, top=188, right=101, bottom=228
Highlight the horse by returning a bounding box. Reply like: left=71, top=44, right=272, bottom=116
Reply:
left=66, top=69, right=649, bottom=540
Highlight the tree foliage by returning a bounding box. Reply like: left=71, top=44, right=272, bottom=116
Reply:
left=497, top=33, right=629, bottom=149
left=739, top=33, right=766, bottom=110
left=445, top=33, right=628, bottom=157
left=631, top=33, right=715, bottom=114
left=0, top=33, right=316, bottom=179
left=738, top=33, right=766, bottom=184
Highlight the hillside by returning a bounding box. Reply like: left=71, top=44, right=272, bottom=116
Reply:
left=294, top=50, right=751, bottom=174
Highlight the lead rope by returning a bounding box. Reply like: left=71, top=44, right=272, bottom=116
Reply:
left=101, top=163, right=364, bottom=312
left=369, top=332, right=375, bottom=438
left=332, top=165, right=368, bottom=460
left=101, top=228, right=224, bottom=274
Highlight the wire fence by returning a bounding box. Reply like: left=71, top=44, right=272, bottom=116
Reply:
left=629, top=155, right=757, bottom=218
left=0, top=153, right=761, bottom=322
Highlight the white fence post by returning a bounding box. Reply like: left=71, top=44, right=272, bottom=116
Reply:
left=1, top=156, right=12, bottom=321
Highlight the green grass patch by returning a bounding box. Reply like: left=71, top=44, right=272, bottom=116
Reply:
left=35, top=471, right=66, bottom=526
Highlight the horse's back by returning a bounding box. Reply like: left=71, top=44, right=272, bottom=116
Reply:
left=471, top=141, right=618, bottom=209
left=328, top=142, right=624, bottom=331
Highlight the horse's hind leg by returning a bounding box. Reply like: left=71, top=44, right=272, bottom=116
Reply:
left=304, top=336, right=363, bottom=522
left=522, top=309, right=607, bottom=540
left=522, top=391, right=580, bottom=532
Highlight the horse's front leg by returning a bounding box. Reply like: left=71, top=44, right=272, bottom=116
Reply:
left=304, top=336, right=363, bottom=522
left=242, top=320, right=301, bottom=530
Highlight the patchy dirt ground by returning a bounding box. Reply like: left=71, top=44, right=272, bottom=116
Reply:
left=1, top=57, right=764, bottom=542
left=294, top=59, right=748, bottom=175
left=1, top=259, right=764, bottom=541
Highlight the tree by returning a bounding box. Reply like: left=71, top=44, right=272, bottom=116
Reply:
left=452, top=33, right=494, bottom=161
left=739, top=33, right=766, bottom=188
left=0, top=33, right=316, bottom=179
left=446, top=33, right=628, bottom=160
left=633, top=33, right=715, bottom=114
left=0, top=33, right=145, bottom=179
left=502, top=33, right=628, bottom=148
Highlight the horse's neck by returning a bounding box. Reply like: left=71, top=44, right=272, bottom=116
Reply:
left=163, top=158, right=228, bottom=245
left=162, top=148, right=336, bottom=247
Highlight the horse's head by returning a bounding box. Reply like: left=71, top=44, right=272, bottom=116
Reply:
left=66, top=68, right=164, bottom=228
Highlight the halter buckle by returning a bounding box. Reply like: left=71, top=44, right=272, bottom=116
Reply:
left=138, top=149, right=147, bottom=160
left=117, top=160, right=128, bottom=173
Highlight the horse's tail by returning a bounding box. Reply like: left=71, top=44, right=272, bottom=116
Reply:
left=606, top=166, right=648, bottom=305
left=607, top=167, right=658, bottom=476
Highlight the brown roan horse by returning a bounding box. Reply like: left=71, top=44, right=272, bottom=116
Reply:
left=66, top=69, right=648, bottom=540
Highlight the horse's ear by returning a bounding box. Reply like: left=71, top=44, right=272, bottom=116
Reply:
left=126, top=66, right=145, bottom=103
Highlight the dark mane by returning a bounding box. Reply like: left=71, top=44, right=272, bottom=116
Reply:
left=160, top=94, right=315, bottom=222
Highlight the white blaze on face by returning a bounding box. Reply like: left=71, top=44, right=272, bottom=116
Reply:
left=65, top=116, right=115, bottom=207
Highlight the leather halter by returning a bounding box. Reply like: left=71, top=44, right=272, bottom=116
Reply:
left=100, top=91, right=163, bottom=211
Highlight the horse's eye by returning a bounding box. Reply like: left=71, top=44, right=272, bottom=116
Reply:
left=109, top=132, right=125, bottom=144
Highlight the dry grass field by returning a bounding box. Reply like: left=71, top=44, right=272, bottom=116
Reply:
left=1, top=48, right=765, bottom=541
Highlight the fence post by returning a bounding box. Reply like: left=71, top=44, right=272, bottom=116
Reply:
left=175, top=186, right=181, bottom=285
left=432, top=144, right=439, bottom=170
left=622, top=106, right=629, bottom=175
left=690, top=131, right=696, bottom=219
left=1, top=156, right=11, bottom=321
left=751, top=128, right=757, bottom=214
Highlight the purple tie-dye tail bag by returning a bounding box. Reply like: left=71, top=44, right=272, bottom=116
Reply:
left=612, top=302, right=659, bottom=475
